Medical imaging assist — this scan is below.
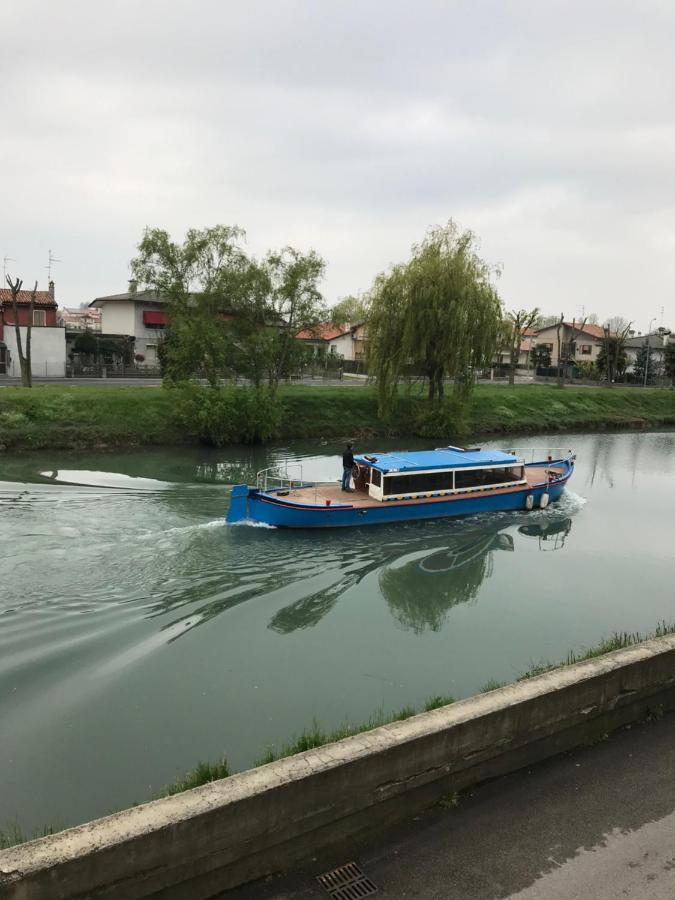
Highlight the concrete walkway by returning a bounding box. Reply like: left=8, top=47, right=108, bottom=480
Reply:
left=226, top=711, right=675, bottom=899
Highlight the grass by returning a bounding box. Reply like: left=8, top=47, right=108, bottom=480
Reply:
left=516, top=621, right=675, bottom=682
left=161, top=756, right=231, bottom=797
left=0, top=822, right=62, bottom=850
left=254, top=696, right=455, bottom=767
left=0, top=385, right=180, bottom=450
left=1, top=382, right=674, bottom=450
left=479, top=678, right=508, bottom=693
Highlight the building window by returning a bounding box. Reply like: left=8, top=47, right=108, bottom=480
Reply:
left=580, top=344, right=592, bottom=355
left=542, top=343, right=553, bottom=352
left=33, top=309, right=46, bottom=326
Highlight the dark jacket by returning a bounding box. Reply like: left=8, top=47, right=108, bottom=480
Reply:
left=342, top=449, right=354, bottom=468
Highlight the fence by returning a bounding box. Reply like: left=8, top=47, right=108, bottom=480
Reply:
left=66, top=364, right=162, bottom=378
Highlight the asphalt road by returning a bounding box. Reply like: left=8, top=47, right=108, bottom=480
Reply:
left=224, top=710, right=675, bottom=899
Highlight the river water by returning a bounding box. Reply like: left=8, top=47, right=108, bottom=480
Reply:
left=1, top=430, right=674, bottom=834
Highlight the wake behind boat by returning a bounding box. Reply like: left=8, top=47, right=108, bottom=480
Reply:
left=226, top=446, right=575, bottom=529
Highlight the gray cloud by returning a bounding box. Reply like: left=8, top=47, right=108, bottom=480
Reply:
left=2, top=0, right=674, bottom=327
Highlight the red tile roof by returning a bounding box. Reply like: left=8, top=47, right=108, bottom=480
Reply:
left=0, top=288, right=56, bottom=308
left=572, top=323, right=605, bottom=339
left=535, top=322, right=607, bottom=339
left=296, top=323, right=348, bottom=341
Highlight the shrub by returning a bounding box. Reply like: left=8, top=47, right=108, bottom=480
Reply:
left=406, top=397, right=468, bottom=438
left=172, top=382, right=283, bottom=445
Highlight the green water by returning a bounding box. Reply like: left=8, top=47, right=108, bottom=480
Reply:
left=1, top=431, right=674, bottom=834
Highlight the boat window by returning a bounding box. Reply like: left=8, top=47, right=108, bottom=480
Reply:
left=383, top=471, right=455, bottom=495
left=455, top=466, right=523, bottom=489
left=371, top=469, right=381, bottom=487
left=382, top=465, right=525, bottom=496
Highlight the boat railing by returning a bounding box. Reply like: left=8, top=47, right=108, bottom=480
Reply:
left=256, top=464, right=307, bottom=492
left=507, top=447, right=576, bottom=465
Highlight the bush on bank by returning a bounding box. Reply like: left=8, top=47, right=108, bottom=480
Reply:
left=172, top=382, right=283, bottom=445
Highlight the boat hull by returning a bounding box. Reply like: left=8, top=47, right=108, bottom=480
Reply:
left=227, top=461, right=574, bottom=529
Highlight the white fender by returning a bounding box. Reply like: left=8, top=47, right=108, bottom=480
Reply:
left=540, top=492, right=550, bottom=509
left=525, top=494, right=534, bottom=510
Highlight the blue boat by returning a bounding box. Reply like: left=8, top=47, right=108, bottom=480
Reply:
left=226, top=446, right=575, bottom=529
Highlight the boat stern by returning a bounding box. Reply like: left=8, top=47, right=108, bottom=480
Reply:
left=226, top=484, right=251, bottom=523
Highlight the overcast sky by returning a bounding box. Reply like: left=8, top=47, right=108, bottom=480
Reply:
left=2, top=0, right=674, bottom=329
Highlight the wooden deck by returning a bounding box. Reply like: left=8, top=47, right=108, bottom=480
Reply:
left=266, top=465, right=564, bottom=508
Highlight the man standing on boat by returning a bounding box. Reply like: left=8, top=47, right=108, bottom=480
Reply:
left=341, top=443, right=354, bottom=491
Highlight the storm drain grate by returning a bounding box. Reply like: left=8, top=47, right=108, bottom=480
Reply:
left=316, top=861, right=378, bottom=899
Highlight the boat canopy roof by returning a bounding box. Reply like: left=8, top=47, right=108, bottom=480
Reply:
left=354, top=447, right=519, bottom=474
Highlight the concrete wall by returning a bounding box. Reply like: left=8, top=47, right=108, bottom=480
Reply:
left=2, top=635, right=675, bottom=900
left=3, top=327, right=66, bottom=377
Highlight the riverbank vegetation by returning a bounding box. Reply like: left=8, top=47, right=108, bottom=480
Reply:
left=1, top=382, right=675, bottom=451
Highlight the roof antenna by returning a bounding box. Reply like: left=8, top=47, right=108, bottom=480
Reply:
left=46, top=249, right=61, bottom=283
left=2, top=255, right=15, bottom=282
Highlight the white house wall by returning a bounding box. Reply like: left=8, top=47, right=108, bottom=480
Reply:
left=4, top=326, right=66, bottom=377
left=535, top=325, right=602, bottom=365
left=133, top=302, right=165, bottom=366
left=328, top=332, right=354, bottom=360
left=101, top=302, right=135, bottom=336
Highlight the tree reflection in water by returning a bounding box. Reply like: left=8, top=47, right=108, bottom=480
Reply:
left=380, top=524, right=515, bottom=633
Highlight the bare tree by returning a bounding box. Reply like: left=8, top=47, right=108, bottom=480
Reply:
left=5, top=275, right=36, bottom=387
left=566, top=316, right=588, bottom=383
left=605, top=315, right=630, bottom=334
left=506, top=308, right=539, bottom=385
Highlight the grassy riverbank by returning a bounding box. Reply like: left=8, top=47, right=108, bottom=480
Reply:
left=1, top=383, right=675, bottom=451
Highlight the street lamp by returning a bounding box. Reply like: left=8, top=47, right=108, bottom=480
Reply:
left=644, top=317, right=656, bottom=387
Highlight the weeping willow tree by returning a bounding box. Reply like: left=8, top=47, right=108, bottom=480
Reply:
left=366, top=222, right=503, bottom=416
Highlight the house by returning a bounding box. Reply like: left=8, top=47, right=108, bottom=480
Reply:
left=296, top=321, right=369, bottom=363
left=295, top=323, right=348, bottom=354
left=624, top=331, right=672, bottom=374
left=58, top=307, right=102, bottom=331
left=0, top=281, right=66, bottom=377
left=88, top=283, right=167, bottom=367
left=328, top=326, right=355, bottom=360
left=350, top=322, right=368, bottom=361
left=494, top=327, right=538, bottom=371
left=532, top=322, right=607, bottom=367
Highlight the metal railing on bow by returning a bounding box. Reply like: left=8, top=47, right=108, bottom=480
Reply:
left=507, top=448, right=576, bottom=464
left=255, top=464, right=307, bottom=492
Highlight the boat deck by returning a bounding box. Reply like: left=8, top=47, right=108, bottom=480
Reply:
left=264, top=465, right=564, bottom=508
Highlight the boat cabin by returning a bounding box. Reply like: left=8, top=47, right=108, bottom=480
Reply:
left=353, top=447, right=526, bottom=502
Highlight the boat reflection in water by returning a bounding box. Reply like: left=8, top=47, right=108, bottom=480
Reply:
left=380, top=523, right=515, bottom=633
left=380, top=516, right=575, bottom=632
left=518, top=517, right=573, bottom=551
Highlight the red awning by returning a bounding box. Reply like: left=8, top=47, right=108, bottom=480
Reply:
left=143, top=310, right=167, bottom=326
